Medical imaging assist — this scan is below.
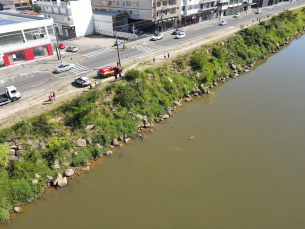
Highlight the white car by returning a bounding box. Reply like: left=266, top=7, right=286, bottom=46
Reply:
left=151, top=33, right=164, bottom=41
left=75, top=76, right=91, bottom=87
left=255, top=10, right=262, bottom=14
left=219, top=20, right=227, bottom=26
left=54, top=63, right=74, bottom=73
left=175, top=32, right=186, bottom=39
left=233, top=13, right=240, bottom=18
left=66, top=46, right=78, bottom=52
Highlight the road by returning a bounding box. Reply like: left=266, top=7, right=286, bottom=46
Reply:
left=0, top=0, right=304, bottom=101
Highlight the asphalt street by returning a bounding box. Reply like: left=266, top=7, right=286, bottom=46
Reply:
left=0, top=0, right=304, bottom=100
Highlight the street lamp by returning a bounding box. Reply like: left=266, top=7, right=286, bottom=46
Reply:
left=52, top=24, right=62, bottom=63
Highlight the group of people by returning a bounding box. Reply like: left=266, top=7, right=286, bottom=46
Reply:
left=152, top=53, right=170, bottom=64
left=49, top=92, right=56, bottom=104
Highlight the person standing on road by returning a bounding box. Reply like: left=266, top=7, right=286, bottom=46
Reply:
left=164, top=53, right=166, bottom=59
left=168, top=53, right=170, bottom=58
left=153, top=57, right=156, bottom=64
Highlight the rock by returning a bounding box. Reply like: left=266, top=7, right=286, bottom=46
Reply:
left=17, top=145, right=23, bottom=150
left=276, top=43, right=280, bottom=49
left=160, top=118, right=164, bottom=121
left=174, top=101, right=180, bottom=106
left=105, top=151, right=113, bottom=156
left=39, top=142, right=46, bottom=150
left=136, top=114, right=143, bottom=120
left=18, top=157, right=24, bottom=163
left=86, top=125, right=95, bottom=130
left=13, top=207, right=23, bottom=213
left=245, top=69, right=249, bottom=72
left=149, top=129, right=154, bottom=133
left=52, top=173, right=63, bottom=186
left=110, top=145, right=114, bottom=149
left=63, top=162, right=70, bottom=166
left=35, top=173, right=40, bottom=178
left=86, top=137, right=92, bottom=144
left=145, top=123, right=151, bottom=128
left=125, top=138, right=130, bottom=143
left=124, top=133, right=128, bottom=139
left=163, top=114, right=169, bottom=119
left=32, top=139, right=39, bottom=149
left=164, top=107, right=171, bottom=116
left=9, top=149, right=15, bottom=155
left=57, top=177, right=68, bottom=187
left=54, top=164, right=60, bottom=169
left=185, top=99, right=192, bottom=102
left=96, top=144, right=102, bottom=148
left=112, top=139, right=119, bottom=146
left=81, top=166, right=90, bottom=171
left=15, top=150, right=23, bottom=156
left=32, top=179, right=38, bottom=185
left=10, top=155, right=18, bottom=161
left=118, top=136, right=123, bottom=141
left=46, top=176, right=53, bottom=182
left=10, top=145, right=17, bottom=149
left=74, top=152, right=78, bottom=155
left=75, top=139, right=86, bottom=147
left=64, top=169, right=74, bottom=177
left=231, top=63, right=237, bottom=69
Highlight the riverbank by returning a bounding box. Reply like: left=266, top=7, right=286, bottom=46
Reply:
left=0, top=7, right=305, bottom=224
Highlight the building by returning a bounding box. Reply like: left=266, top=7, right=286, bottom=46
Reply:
left=0, top=11, right=55, bottom=67
left=36, top=0, right=94, bottom=38
left=0, top=0, right=31, bottom=11
left=91, top=0, right=180, bottom=33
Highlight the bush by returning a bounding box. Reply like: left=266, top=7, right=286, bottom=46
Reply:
left=124, top=69, right=141, bottom=81
left=0, top=144, right=9, bottom=168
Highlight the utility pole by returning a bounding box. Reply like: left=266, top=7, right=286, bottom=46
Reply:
left=115, top=29, right=121, bottom=67
left=53, top=24, right=62, bottom=63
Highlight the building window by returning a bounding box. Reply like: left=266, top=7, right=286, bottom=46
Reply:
left=33, top=46, right=49, bottom=58
left=15, top=3, right=21, bottom=7
left=136, top=2, right=139, bottom=6
left=118, top=10, right=121, bottom=12
left=188, top=5, right=192, bottom=10
left=24, top=27, right=47, bottom=41
left=116, top=1, right=120, bottom=5
left=182, top=6, right=185, bottom=11
left=67, top=18, right=70, bottom=21
left=163, top=1, right=167, bottom=6
left=7, top=51, right=26, bottom=64
left=122, top=1, right=125, bottom=5
left=129, top=10, right=132, bottom=14
left=126, top=1, right=132, bottom=6
left=101, top=0, right=106, bottom=4
left=108, top=1, right=111, bottom=5
left=157, top=2, right=160, bottom=7
left=0, top=31, right=24, bottom=46
left=133, top=10, right=139, bottom=15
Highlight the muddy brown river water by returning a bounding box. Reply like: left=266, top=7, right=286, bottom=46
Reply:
left=2, top=36, right=305, bottom=229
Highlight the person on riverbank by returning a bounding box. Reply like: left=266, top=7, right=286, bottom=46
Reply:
left=153, top=57, right=156, bottom=64
left=164, top=53, right=166, bottom=59
left=168, top=53, right=170, bottom=58
left=52, top=92, right=56, bottom=101
left=49, top=94, right=52, bottom=104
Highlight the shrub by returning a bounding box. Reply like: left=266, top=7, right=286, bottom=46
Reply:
left=0, top=144, right=9, bottom=168
left=124, top=69, right=141, bottom=81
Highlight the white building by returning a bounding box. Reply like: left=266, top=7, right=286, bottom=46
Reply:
left=36, top=0, right=94, bottom=38
left=0, top=11, right=56, bottom=67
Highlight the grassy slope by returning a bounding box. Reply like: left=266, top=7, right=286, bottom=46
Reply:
left=0, top=8, right=304, bottom=223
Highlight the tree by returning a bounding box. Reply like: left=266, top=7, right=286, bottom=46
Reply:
left=0, top=144, right=9, bottom=168
left=33, top=4, right=42, bottom=13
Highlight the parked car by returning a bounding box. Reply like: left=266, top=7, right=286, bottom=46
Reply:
left=75, top=76, right=91, bottom=87
left=97, top=66, right=123, bottom=78
left=54, top=63, right=74, bottom=73
left=219, top=20, right=228, bottom=26
left=58, top=43, right=65, bottom=49
left=255, top=10, right=262, bottom=14
left=172, top=28, right=184, bottom=35
left=233, top=13, right=240, bottom=18
left=175, top=32, right=186, bottom=39
left=66, top=46, right=78, bottom=52
left=151, top=33, right=164, bottom=41
left=0, top=86, right=21, bottom=106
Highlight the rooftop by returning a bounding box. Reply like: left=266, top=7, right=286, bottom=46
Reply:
left=0, top=11, right=49, bottom=26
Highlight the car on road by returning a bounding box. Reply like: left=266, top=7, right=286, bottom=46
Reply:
left=172, top=28, right=184, bottom=35
left=233, top=13, right=240, bottom=18
left=75, top=76, right=91, bottom=87
left=97, top=66, right=123, bottom=78
left=0, top=86, right=21, bottom=105
left=219, top=20, right=228, bottom=26
left=66, top=46, right=78, bottom=52
left=175, top=32, right=186, bottom=39
left=255, top=10, right=262, bottom=14
left=151, top=33, right=163, bottom=41
left=58, top=43, right=65, bottom=49
left=54, top=63, right=75, bottom=73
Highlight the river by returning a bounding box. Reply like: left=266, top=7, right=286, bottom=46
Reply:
left=2, top=36, right=305, bottom=229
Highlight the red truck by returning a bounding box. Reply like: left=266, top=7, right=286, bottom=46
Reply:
left=97, top=66, right=123, bottom=78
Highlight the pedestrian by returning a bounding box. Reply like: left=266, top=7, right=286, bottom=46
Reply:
left=259, top=19, right=261, bottom=22
left=164, top=53, right=166, bottom=59
left=52, top=92, right=56, bottom=101
left=49, top=94, right=52, bottom=104
left=257, top=18, right=258, bottom=21
left=252, top=20, right=254, bottom=24
left=168, top=53, right=170, bottom=58
left=219, top=16, right=221, bottom=21
left=153, top=57, right=156, bottom=64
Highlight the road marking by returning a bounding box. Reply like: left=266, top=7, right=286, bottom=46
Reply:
left=133, top=45, right=157, bottom=53
left=0, top=70, right=43, bottom=86
left=69, top=63, right=91, bottom=76
left=83, top=48, right=114, bottom=58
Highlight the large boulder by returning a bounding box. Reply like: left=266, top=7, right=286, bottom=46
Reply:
left=164, top=107, right=171, bottom=116
left=76, top=139, right=86, bottom=147
left=52, top=173, right=63, bottom=186
left=13, top=207, right=23, bottom=213
left=32, top=179, right=38, bottom=185
left=125, top=138, right=130, bottom=143
left=104, top=151, right=113, bottom=156
left=81, top=166, right=90, bottom=171
left=9, top=149, right=15, bottom=155
left=231, top=63, right=237, bottom=69
left=57, top=177, right=68, bottom=187
left=136, top=114, right=143, bottom=120
left=86, top=137, right=92, bottom=144
left=10, top=155, right=18, bottom=161
left=64, top=169, right=74, bottom=177
left=163, top=114, right=170, bottom=119
left=86, top=125, right=95, bottom=130
left=39, top=142, right=46, bottom=150
left=112, top=139, right=119, bottom=146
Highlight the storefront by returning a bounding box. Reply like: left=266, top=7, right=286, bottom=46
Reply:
left=2, top=44, right=53, bottom=66
left=156, top=17, right=179, bottom=32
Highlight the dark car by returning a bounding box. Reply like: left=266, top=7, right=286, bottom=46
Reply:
left=172, top=28, right=184, bottom=35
